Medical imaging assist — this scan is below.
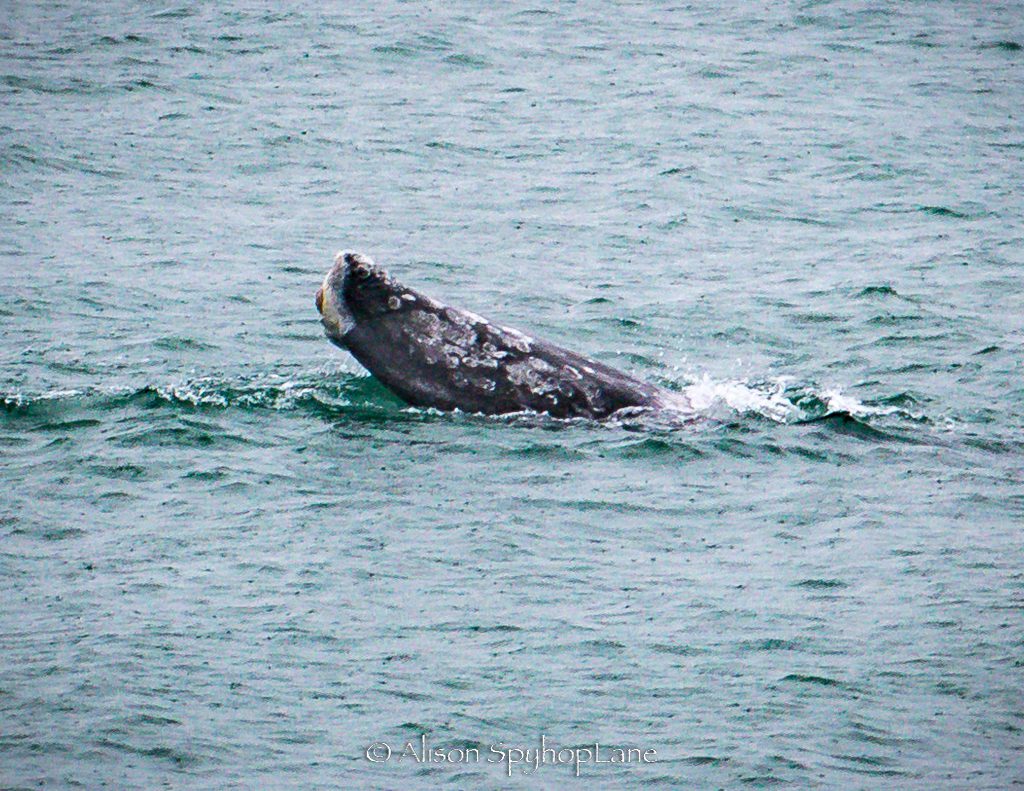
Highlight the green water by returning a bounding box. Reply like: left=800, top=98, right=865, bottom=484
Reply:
left=2, top=2, right=1022, bottom=788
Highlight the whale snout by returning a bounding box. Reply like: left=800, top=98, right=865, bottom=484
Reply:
left=316, top=250, right=362, bottom=343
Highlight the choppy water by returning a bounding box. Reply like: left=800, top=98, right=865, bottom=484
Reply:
left=2, top=2, right=1023, bottom=788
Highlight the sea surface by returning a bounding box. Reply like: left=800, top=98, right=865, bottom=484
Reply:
left=2, top=2, right=1022, bottom=788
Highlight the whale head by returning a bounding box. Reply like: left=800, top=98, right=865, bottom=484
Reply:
left=317, top=250, right=374, bottom=342
left=315, top=246, right=399, bottom=346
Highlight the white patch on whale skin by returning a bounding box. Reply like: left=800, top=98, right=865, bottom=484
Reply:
left=441, top=310, right=478, bottom=350
left=482, top=342, right=508, bottom=360
left=463, top=311, right=488, bottom=326
left=398, top=301, right=513, bottom=376
left=443, top=343, right=465, bottom=369
left=404, top=311, right=445, bottom=364
left=506, top=357, right=558, bottom=396
left=499, top=325, right=533, bottom=353
left=408, top=311, right=444, bottom=337
left=461, top=348, right=501, bottom=370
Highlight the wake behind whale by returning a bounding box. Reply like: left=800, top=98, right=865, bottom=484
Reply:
left=315, top=251, right=694, bottom=421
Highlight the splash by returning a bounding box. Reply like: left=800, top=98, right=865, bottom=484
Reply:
left=681, top=374, right=800, bottom=422
left=817, top=388, right=903, bottom=419
left=2, top=368, right=924, bottom=428
left=671, top=373, right=921, bottom=425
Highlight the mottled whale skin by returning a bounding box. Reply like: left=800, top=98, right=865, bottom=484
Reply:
left=316, top=251, right=688, bottom=420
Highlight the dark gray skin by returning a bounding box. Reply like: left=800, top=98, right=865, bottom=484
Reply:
left=316, top=251, right=689, bottom=419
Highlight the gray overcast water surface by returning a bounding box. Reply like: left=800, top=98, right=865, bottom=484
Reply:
left=1, top=2, right=1022, bottom=789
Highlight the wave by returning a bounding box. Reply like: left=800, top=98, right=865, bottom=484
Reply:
left=1, top=369, right=403, bottom=422
left=677, top=373, right=923, bottom=425
left=1, top=368, right=927, bottom=436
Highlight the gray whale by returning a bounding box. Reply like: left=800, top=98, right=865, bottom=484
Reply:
left=316, top=251, right=689, bottom=420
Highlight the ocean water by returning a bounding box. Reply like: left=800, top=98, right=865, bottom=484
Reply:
left=2, top=1, right=1023, bottom=788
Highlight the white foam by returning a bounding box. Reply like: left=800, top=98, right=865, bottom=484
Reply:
left=676, top=374, right=909, bottom=423
left=682, top=373, right=799, bottom=422
left=819, top=387, right=899, bottom=418
left=2, top=388, right=85, bottom=407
